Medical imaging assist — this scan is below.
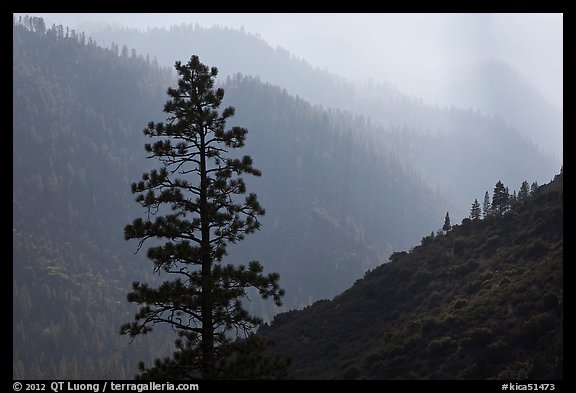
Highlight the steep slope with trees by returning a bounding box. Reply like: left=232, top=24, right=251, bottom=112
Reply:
left=13, top=17, right=175, bottom=379
left=260, top=172, right=563, bottom=379
left=219, top=75, right=449, bottom=311
left=12, top=18, right=445, bottom=378
left=12, top=17, right=562, bottom=379
left=85, top=22, right=561, bottom=170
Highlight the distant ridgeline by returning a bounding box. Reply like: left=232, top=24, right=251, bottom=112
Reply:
left=260, top=171, right=563, bottom=379
left=12, top=16, right=443, bottom=378
left=12, top=15, right=562, bottom=380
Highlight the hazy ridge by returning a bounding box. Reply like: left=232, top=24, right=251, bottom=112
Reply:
left=13, top=17, right=561, bottom=379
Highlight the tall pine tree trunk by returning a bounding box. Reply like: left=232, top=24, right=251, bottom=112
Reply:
left=199, top=124, right=215, bottom=379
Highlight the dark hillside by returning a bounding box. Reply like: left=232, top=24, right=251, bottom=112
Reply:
left=260, top=171, right=563, bottom=379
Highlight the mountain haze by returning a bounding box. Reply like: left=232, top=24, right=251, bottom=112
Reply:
left=80, top=22, right=560, bottom=211
left=13, top=16, right=562, bottom=379
left=429, top=60, right=562, bottom=161
left=83, top=22, right=562, bottom=165
left=13, top=18, right=443, bottom=378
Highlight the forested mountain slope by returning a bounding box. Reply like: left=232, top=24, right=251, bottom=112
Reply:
left=12, top=18, right=443, bottom=378
left=12, top=17, right=562, bottom=379
left=86, top=22, right=562, bottom=165
left=13, top=18, right=175, bottom=379
left=260, top=172, right=563, bottom=379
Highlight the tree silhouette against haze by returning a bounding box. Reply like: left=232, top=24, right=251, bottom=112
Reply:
left=442, top=212, right=451, bottom=231
left=121, top=55, right=287, bottom=379
left=492, top=180, right=510, bottom=215
left=483, top=191, right=491, bottom=218
left=518, top=180, right=530, bottom=201
left=470, top=199, right=481, bottom=221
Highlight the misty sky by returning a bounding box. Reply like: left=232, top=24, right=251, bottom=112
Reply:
left=20, top=13, right=563, bottom=111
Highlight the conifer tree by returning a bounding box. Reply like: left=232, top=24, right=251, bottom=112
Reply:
left=518, top=180, right=530, bottom=200
left=483, top=191, right=491, bottom=218
left=492, top=180, right=510, bottom=215
left=121, top=55, right=286, bottom=379
left=470, top=199, right=481, bottom=220
left=443, top=212, right=451, bottom=231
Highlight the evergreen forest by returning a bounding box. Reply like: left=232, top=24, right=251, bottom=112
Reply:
left=13, top=16, right=562, bottom=379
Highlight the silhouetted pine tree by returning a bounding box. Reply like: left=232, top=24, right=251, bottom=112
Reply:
left=443, top=212, right=451, bottom=231
left=518, top=180, right=530, bottom=201
left=492, top=180, right=510, bottom=215
left=470, top=199, right=481, bottom=220
left=483, top=191, right=491, bottom=218
left=121, top=55, right=288, bottom=379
